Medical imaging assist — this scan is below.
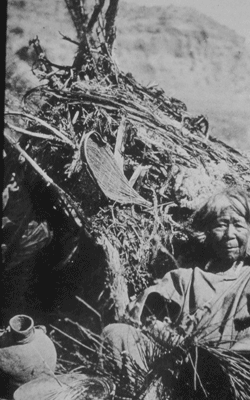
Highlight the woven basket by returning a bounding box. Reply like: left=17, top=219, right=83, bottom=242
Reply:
left=13, top=373, right=116, bottom=400
left=82, top=132, right=151, bottom=208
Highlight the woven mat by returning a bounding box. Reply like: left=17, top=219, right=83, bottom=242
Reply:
left=82, top=132, right=151, bottom=208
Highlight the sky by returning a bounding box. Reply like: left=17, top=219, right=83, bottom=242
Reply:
left=124, top=0, right=250, bottom=43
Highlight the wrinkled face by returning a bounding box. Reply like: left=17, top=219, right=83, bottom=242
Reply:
left=208, top=203, right=250, bottom=263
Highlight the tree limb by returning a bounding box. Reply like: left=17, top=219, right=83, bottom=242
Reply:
left=105, top=0, right=119, bottom=51
left=64, top=0, right=89, bottom=39
left=87, top=0, right=105, bottom=33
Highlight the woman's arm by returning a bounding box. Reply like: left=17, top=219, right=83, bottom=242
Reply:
left=127, top=285, right=159, bottom=324
left=127, top=269, right=186, bottom=324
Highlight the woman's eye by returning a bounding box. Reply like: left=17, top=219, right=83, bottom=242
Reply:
left=235, top=223, right=246, bottom=229
left=213, top=227, right=226, bottom=232
left=215, top=223, right=227, bottom=229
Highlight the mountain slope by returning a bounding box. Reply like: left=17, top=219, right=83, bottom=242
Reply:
left=115, top=3, right=250, bottom=97
left=114, top=3, right=250, bottom=149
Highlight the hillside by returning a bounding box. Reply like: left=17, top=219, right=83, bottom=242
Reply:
left=116, top=4, right=250, bottom=94
left=114, top=3, right=250, bottom=149
left=5, top=0, right=250, bottom=149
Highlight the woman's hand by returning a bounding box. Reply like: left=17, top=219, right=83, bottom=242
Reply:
left=127, top=286, right=157, bottom=324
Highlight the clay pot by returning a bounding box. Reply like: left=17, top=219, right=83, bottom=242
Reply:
left=13, top=373, right=116, bottom=400
left=0, top=315, right=57, bottom=398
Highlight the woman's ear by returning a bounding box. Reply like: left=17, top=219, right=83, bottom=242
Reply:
left=192, top=231, right=207, bottom=244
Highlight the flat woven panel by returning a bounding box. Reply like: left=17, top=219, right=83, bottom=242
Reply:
left=14, top=373, right=116, bottom=400
left=83, top=133, right=151, bottom=207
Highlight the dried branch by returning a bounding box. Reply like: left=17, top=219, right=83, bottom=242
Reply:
left=4, top=130, right=88, bottom=229
left=64, top=0, right=89, bottom=40
left=87, top=0, right=105, bottom=33
left=105, top=0, right=119, bottom=50
left=72, top=30, right=94, bottom=73
left=29, top=36, right=53, bottom=74
left=5, top=111, right=75, bottom=147
left=59, top=31, right=80, bottom=46
left=75, top=295, right=103, bottom=328
left=6, top=122, right=63, bottom=142
left=114, top=116, right=127, bottom=170
left=50, top=324, right=97, bottom=354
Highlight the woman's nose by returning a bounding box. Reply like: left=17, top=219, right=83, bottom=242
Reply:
left=225, top=223, right=237, bottom=238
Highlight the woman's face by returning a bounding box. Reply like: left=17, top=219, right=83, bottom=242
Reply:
left=209, top=202, right=250, bottom=263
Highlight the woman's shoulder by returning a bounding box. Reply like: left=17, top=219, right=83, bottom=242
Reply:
left=242, top=263, right=250, bottom=276
left=161, top=266, right=196, bottom=282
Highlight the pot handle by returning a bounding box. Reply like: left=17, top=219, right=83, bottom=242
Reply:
left=34, top=325, right=47, bottom=334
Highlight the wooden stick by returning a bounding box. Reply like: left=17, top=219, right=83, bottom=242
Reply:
left=5, top=111, right=75, bottom=147
left=64, top=318, right=102, bottom=346
left=50, top=325, right=97, bottom=354
left=105, top=0, right=119, bottom=50
left=59, top=31, right=80, bottom=46
left=6, top=122, right=62, bottom=142
left=114, top=116, right=127, bottom=171
left=4, top=130, right=87, bottom=228
left=187, top=351, right=208, bottom=396
left=5, top=131, right=54, bottom=184
left=75, top=295, right=103, bottom=328
left=64, top=0, right=89, bottom=40
left=87, top=0, right=105, bottom=33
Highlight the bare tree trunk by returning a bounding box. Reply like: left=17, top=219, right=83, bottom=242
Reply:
left=105, top=0, right=119, bottom=50
left=65, top=0, right=120, bottom=73
left=65, top=0, right=89, bottom=39
left=87, top=0, right=105, bottom=33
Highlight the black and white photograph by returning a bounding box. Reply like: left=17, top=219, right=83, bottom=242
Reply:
left=2, top=0, right=250, bottom=398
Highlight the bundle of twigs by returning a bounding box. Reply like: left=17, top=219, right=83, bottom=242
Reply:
left=3, top=0, right=250, bottom=317
left=50, top=315, right=250, bottom=400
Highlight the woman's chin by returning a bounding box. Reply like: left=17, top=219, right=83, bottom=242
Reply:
left=212, top=252, right=239, bottom=266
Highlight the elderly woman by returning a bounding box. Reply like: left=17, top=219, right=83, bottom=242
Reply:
left=101, top=188, right=250, bottom=393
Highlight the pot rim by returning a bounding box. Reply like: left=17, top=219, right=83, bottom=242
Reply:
left=9, top=314, right=34, bottom=337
